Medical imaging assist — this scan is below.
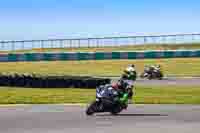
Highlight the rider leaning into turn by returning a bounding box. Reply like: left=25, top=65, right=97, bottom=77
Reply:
left=146, top=64, right=161, bottom=73
left=122, top=64, right=137, bottom=81
left=122, top=64, right=137, bottom=102
left=112, top=64, right=137, bottom=104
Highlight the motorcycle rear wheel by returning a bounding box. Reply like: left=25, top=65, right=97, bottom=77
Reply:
left=158, top=73, right=163, bottom=80
left=110, top=105, right=123, bottom=115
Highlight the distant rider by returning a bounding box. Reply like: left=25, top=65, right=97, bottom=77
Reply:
left=112, top=64, right=137, bottom=104
left=122, top=64, right=137, bottom=81
left=154, top=65, right=161, bottom=72
left=150, top=64, right=161, bottom=73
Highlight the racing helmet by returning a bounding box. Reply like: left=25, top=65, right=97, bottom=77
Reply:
left=155, top=64, right=161, bottom=69
left=125, top=64, right=135, bottom=72
left=130, top=64, right=135, bottom=67
left=117, top=79, right=129, bottom=90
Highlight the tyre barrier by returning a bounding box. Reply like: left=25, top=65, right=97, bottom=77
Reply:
left=0, top=73, right=111, bottom=88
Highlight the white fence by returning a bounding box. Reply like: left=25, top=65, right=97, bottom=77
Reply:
left=0, top=33, right=200, bottom=51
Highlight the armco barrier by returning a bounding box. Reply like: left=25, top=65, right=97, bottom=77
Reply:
left=0, top=50, right=200, bottom=62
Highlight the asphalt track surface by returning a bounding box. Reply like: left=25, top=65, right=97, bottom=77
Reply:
left=0, top=77, right=200, bottom=133
left=0, top=104, right=200, bottom=133
left=111, top=77, right=200, bottom=86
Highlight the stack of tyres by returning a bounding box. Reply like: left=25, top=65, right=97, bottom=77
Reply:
left=0, top=73, right=111, bottom=89
left=0, top=73, right=7, bottom=86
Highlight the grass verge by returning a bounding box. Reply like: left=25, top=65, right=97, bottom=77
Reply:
left=0, top=58, right=200, bottom=77
left=135, top=85, right=200, bottom=104
left=0, top=85, right=200, bottom=104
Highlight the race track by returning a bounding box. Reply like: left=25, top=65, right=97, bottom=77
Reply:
left=111, top=77, right=200, bottom=86
left=0, top=104, right=200, bottom=133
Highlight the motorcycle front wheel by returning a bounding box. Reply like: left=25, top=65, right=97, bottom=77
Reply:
left=86, top=101, right=97, bottom=115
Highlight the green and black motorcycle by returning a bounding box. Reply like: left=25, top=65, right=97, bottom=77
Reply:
left=86, top=80, right=132, bottom=116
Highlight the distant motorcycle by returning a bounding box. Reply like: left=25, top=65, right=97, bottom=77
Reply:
left=140, top=66, right=163, bottom=80
left=86, top=80, right=132, bottom=115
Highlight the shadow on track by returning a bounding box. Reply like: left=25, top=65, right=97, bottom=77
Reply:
left=96, top=113, right=168, bottom=117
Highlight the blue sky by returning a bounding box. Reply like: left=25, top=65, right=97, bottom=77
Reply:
left=0, top=0, right=199, bottom=40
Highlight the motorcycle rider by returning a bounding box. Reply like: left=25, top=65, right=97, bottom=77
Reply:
left=122, top=64, right=137, bottom=81
left=112, top=64, right=137, bottom=104
left=143, top=65, right=151, bottom=76
left=147, top=64, right=160, bottom=73
left=154, top=65, right=161, bottom=72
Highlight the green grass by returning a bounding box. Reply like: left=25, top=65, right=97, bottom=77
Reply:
left=0, top=43, right=200, bottom=77
left=0, top=58, right=200, bottom=77
left=135, top=85, right=200, bottom=104
left=0, top=85, right=200, bottom=104
left=2, top=43, right=200, bottom=53
left=0, top=87, right=95, bottom=104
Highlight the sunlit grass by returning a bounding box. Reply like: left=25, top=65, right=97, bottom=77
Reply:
left=0, top=58, right=200, bottom=77
left=0, top=85, right=199, bottom=104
